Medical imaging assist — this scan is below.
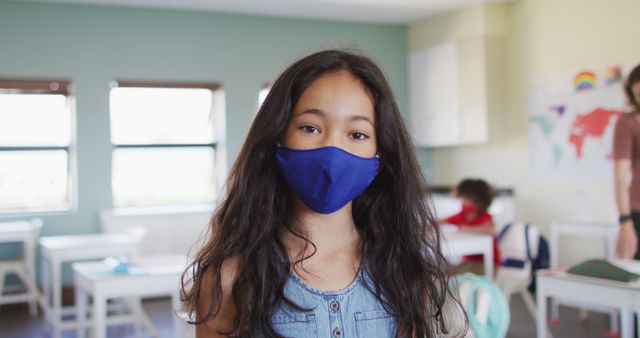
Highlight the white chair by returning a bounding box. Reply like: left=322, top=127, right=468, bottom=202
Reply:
left=442, top=273, right=510, bottom=338
left=495, top=222, right=538, bottom=319
left=494, top=222, right=554, bottom=338
left=0, top=218, right=43, bottom=316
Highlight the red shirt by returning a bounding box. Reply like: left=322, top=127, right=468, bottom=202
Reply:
left=445, top=205, right=501, bottom=265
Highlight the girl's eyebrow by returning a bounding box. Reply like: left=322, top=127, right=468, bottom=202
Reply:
left=294, top=108, right=325, bottom=117
left=350, top=115, right=375, bottom=127
left=295, top=108, right=374, bottom=127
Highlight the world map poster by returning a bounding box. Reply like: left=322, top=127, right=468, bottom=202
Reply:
left=529, top=65, right=632, bottom=182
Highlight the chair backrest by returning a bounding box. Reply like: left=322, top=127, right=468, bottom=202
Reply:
left=29, top=218, right=43, bottom=241
left=497, top=222, right=540, bottom=269
left=447, top=273, right=511, bottom=338
left=496, top=222, right=552, bottom=293
left=99, top=208, right=211, bottom=256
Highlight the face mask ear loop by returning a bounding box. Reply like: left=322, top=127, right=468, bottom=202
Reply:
left=375, top=153, right=381, bottom=159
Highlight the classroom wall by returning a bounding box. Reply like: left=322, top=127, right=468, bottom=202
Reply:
left=0, top=2, right=409, bottom=285
left=410, top=0, right=640, bottom=266
left=0, top=1, right=408, bottom=234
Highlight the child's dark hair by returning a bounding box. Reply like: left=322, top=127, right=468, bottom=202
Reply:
left=181, top=49, right=463, bottom=338
left=625, top=64, right=640, bottom=110
left=456, top=178, right=494, bottom=214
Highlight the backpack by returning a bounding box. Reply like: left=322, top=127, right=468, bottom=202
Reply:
left=529, top=233, right=549, bottom=292
left=497, top=222, right=550, bottom=293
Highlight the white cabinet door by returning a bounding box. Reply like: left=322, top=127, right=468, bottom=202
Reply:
left=458, top=38, right=488, bottom=144
left=409, top=42, right=461, bottom=147
left=409, top=38, right=492, bottom=147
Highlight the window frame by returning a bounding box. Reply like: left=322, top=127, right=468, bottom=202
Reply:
left=0, top=78, right=77, bottom=216
left=109, top=80, right=223, bottom=208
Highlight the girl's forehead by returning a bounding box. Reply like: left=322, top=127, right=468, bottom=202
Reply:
left=294, top=72, right=375, bottom=117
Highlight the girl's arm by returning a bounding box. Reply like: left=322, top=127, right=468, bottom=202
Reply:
left=195, top=258, right=239, bottom=338
left=615, top=159, right=638, bottom=258
left=458, top=221, right=495, bottom=235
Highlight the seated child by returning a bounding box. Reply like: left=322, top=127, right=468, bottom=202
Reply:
left=440, top=178, right=501, bottom=273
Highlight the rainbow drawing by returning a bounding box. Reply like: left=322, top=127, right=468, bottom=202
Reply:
left=574, top=70, right=596, bottom=92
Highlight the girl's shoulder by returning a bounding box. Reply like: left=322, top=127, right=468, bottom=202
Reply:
left=194, top=256, right=240, bottom=336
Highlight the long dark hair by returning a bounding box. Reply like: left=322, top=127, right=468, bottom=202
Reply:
left=626, top=64, right=640, bottom=110
left=182, top=49, right=460, bottom=337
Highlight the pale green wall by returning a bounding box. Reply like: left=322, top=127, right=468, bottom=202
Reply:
left=0, top=2, right=411, bottom=284
left=0, top=1, right=408, bottom=234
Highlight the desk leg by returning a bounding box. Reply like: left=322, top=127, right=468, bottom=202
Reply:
left=549, top=226, right=560, bottom=321
left=75, top=279, right=86, bottom=338
left=636, top=310, right=640, bottom=338
left=550, top=300, right=560, bottom=320
left=172, top=291, right=182, bottom=338
left=41, top=251, right=50, bottom=324
left=621, top=309, right=633, bottom=338
left=484, top=245, right=494, bottom=279
left=24, top=239, right=38, bottom=317
left=124, top=297, right=144, bottom=337
left=93, top=288, right=107, bottom=338
left=537, top=284, right=547, bottom=338
left=51, top=258, right=62, bottom=338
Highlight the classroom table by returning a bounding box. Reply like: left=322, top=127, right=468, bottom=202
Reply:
left=0, top=219, right=42, bottom=315
left=39, top=232, right=139, bottom=338
left=74, top=254, right=187, bottom=338
left=442, top=231, right=494, bottom=278
left=537, top=260, right=640, bottom=338
left=549, top=219, right=619, bottom=329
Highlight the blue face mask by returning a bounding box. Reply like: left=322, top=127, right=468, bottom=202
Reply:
left=275, top=146, right=379, bottom=214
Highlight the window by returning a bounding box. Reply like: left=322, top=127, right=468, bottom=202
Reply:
left=258, top=85, right=270, bottom=109
left=0, top=79, right=74, bottom=213
left=109, top=81, right=224, bottom=208
left=257, top=82, right=272, bottom=110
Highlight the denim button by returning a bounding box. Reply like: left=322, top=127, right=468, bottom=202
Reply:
left=329, top=300, right=340, bottom=311
left=333, top=327, right=342, bottom=337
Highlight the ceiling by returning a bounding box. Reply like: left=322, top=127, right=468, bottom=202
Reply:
left=15, top=0, right=509, bottom=23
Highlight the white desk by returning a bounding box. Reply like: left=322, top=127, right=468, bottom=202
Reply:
left=549, top=219, right=619, bottom=325
left=39, top=233, right=139, bottom=338
left=0, top=219, right=42, bottom=314
left=537, top=260, right=640, bottom=338
left=443, top=231, right=494, bottom=278
left=74, top=254, right=187, bottom=338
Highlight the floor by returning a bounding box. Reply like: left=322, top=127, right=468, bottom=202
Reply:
left=0, top=298, right=176, bottom=338
left=0, top=294, right=619, bottom=338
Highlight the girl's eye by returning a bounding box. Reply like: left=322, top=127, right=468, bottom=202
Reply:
left=351, top=132, right=369, bottom=140
left=299, top=125, right=320, bottom=134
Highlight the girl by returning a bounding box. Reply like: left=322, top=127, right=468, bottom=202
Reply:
left=440, top=179, right=500, bottom=271
left=182, top=49, right=461, bottom=338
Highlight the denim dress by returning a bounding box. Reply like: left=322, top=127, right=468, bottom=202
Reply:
left=269, top=270, right=397, bottom=338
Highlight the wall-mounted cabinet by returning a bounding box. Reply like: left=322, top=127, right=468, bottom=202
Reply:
left=409, top=36, right=506, bottom=147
